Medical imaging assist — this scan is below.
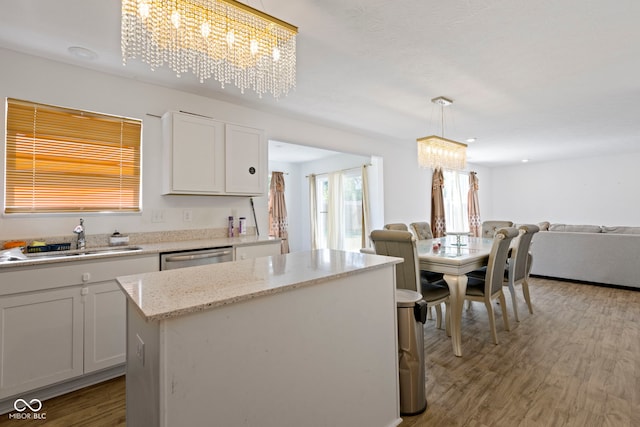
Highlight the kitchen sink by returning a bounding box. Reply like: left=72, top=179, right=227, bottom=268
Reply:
left=7, top=246, right=144, bottom=261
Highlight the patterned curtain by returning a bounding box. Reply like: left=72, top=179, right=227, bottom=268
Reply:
left=468, top=171, right=481, bottom=237
left=431, top=167, right=446, bottom=238
left=268, top=172, right=290, bottom=253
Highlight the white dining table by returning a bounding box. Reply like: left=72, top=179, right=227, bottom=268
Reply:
left=416, top=235, right=495, bottom=357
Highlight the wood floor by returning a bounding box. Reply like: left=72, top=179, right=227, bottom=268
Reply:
left=1, top=277, right=638, bottom=426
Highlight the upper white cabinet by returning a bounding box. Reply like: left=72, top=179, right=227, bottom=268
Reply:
left=225, top=124, right=267, bottom=195
left=162, top=112, right=266, bottom=196
left=162, top=112, right=225, bottom=195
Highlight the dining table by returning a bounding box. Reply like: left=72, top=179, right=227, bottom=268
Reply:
left=416, top=234, right=495, bottom=357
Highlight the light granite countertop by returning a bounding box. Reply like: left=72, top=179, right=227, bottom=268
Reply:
left=117, top=249, right=401, bottom=321
left=0, top=235, right=278, bottom=269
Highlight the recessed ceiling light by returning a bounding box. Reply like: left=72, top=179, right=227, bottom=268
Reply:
left=466, top=137, right=476, bottom=143
left=68, top=46, right=98, bottom=61
left=522, top=159, right=529, bottom=163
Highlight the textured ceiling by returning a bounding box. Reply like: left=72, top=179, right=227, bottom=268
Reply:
left=0, top=0, right=639, bottom=166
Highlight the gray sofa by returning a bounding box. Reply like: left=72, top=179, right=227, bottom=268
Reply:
left=529, top=223, right=640, bottom=289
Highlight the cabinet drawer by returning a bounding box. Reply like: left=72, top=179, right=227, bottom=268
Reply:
left=0, top=255, right=159, bottom=295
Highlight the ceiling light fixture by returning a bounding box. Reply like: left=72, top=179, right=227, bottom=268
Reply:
left=417, top=96, right=467, bottom=171
left=121, top=0, right=298, bottom=99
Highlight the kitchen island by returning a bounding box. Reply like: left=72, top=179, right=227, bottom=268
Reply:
left=117, top=249, right=403, bottom=427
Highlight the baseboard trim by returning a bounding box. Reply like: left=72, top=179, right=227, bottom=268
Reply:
left=0, top=364, right=125, bottom=415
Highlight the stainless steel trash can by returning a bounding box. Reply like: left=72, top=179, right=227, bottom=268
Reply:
left=396, top=289, right=428, bottom=415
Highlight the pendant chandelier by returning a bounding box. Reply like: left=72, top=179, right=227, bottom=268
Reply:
left=121, top=0, right=298, bottom=98
left=417, top=96, right=467, bottom=171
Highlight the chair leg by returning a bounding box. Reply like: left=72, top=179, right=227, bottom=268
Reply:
left=508, top=281, right=519, bottom=322
left=522, top=279, right=533, bottom=314
left=444, top=302, right=451, bottom=337
left=427, top=306, right=433, bottom=320
left=498, top=292, right=510, bottom=332
left=485, top=299, right=499, bottom=345
left=434, top=304, right=443, bottom=329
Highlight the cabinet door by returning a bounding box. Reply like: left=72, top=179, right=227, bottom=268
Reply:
left=163, top=112, right=225, bottom=194
left=83, top=281, right=126, bottom=373
left=225, top=124, right=266, bottom=195
left=0, top=287, right=83, bottom=399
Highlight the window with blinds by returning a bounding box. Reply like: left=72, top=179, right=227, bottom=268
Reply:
left=4, top=98, right=142, bottom=214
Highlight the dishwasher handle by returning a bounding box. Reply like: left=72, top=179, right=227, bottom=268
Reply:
left=164, top=250, right=232, bottom=263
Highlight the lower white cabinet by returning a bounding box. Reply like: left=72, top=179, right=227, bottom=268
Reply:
left=234, top=241, right=281, bottom=260
left=0, top=287, right=84, bottom=399
left=0, top=255, right=158, bottom=400
left=83, top=281, right=127, bottom=374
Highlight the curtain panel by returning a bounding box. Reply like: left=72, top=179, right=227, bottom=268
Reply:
left=431, top=167, right=446, bottom=238
left=268, top=172, right=290, bottom=253
left=468, top=171, right=482, bottom=237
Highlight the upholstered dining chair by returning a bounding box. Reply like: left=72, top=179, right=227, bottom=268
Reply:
left=469, top=224, right=541, bottom=322
left=481, top=220, right=514, bottom=238
left=370, top=229, right=450, bottom=330
left=410, top=222, right=434, bottom=240
left=505, top=224, right=540, bottom=321
left=463, top=227, right=519, bottom=344
left=384, top=223, right=409, bottom=231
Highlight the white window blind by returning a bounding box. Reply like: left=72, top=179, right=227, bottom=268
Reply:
left=5, top=98, right=142, bottom=214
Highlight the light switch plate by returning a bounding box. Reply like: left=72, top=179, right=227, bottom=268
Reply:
left=136, top=334, right=145, bottom=366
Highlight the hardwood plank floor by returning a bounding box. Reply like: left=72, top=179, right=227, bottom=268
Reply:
left=1, top=277, right=638, bottom=426
left=401, top=277, right=640, bottom=427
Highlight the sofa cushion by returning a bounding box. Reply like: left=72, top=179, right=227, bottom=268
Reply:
left=548, top=224, right=602, bottom=233
left=537, top=221, right=550, bottom=231
left=601, top=226, right=640, bottom=234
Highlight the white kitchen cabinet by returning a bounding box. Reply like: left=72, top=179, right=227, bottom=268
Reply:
left=162, top=112, right=225, bottom=195
left=0, top=255, right=158, bottom=400
left=225, top=124, right=267, bottom=195
left=83, top=281, right=126, bottom=373
left=0, top=287, right=84, bottom=399
left=162, top=112, right=266, bottom=196
left=234, top=241, right=281, bottom=260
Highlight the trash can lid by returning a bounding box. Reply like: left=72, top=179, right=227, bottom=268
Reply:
left=396, top=289, right=423, bottom=307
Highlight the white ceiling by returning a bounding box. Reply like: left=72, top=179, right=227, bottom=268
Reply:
left=1, top=0, right=639, bottom=167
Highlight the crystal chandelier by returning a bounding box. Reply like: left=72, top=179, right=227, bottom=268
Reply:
left=121, top=0, right=298, bottom=98
left=417, top=96, right=467, bottom=171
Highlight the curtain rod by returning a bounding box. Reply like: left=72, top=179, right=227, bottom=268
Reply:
left=305, top=163, right=371, bottom=178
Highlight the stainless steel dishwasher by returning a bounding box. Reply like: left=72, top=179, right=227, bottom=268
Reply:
left=160, top=247, right=233, bottom=270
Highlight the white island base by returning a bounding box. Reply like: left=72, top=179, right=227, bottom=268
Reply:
left=120, top=250, right=402, bottom=427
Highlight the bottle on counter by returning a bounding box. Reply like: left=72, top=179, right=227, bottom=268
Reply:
left=228, top=216, right=235, bottom=237
left=239, top=217, right=247, bottom=235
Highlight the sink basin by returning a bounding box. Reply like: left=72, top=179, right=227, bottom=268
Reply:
left=10, top=246, right=144, bottom=261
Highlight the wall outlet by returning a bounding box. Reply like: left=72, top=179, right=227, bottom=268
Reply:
left=151, top=209, right=165, bottom=223
left=136, top=334, right=145, bottom=366
left=183, top=209, right=193, bottom=222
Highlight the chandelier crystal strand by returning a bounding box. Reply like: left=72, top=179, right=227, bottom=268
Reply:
left=121, top=0, right=297, bottom=98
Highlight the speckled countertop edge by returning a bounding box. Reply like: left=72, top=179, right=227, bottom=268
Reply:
left=117, top=249, right=402, bottom=322
left=0, top=235, right=279, bottom=269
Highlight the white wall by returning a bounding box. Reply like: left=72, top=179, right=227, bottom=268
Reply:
left=489, top=152, right=640, bottom=225
left=0, top=48, right=438, bottom=242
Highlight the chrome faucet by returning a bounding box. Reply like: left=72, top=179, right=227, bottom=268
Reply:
left=74, top=218, right=86, bottom=250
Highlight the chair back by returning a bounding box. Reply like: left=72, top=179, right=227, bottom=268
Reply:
left=509, top=224, right=540, bottom=282
left=481, top=220, right=514, bottom=238
left=370, top=230, right=419, bottom=292
left=485, top=227, right=519, bottom=295
left=383, top=223, right=409, bottom=231
left=410, top=222, right=433, bottom=240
